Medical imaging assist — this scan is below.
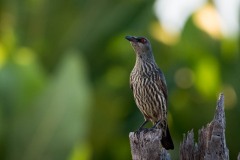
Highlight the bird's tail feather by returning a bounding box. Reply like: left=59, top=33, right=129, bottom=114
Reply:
left=161, top=125, right=174, bottom=150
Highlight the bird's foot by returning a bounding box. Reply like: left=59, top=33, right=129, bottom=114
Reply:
left=134, top=127, right=147, bottom=135
left=135, top=127, right=157, bottom=136
left=134, top=128, right=150, bottom=139
left=152, top=120, right=161, bottom=129
left=134, top=120, right=149, bottom=136
left=141, top=128, right=149, bottom=134
left=148, top=127, right=157, bottom=132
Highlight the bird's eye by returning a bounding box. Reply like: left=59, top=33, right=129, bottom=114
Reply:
left=140, top=38, right=147, bottom=44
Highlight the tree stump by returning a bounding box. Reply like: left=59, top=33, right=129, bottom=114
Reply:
left=129, top=129, right=170, bottom=160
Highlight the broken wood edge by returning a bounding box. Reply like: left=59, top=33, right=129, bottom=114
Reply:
left=180, top=93, right=230, bottom=160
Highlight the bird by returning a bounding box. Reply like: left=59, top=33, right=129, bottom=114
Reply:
left=125, top=35, right=174, bottom=150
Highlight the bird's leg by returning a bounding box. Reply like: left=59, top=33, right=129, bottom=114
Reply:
left=152, top=120, right=161, bottom=129
left=139, top=120, right=149, bottom=130
left=135, top=120, right=149, bottom=135
left=151, top=120, right=166, bottom=133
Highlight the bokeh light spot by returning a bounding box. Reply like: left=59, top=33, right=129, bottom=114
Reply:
left=193, top=4, right=222, bottom=39
left=154, top=0, right=206, bottom=34
left=195, top=57, right=220, bottom=97
left=150, top=22, right=179, bottom=45
left=174, top=67, right=195, bottom=89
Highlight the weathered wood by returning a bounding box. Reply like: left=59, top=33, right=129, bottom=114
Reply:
left=180, top=93, right=229, bottom=160
left=129, top=129, right=171, bottom=160
left=180, top=130, right=198, bottom=160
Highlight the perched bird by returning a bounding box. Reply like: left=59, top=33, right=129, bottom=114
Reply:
left=125, top=35, right=174, bottom=150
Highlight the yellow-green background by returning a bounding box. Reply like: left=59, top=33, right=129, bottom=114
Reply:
left=0, top=0, right=239, bottom=159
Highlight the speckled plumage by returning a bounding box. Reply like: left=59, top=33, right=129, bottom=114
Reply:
left=126, top=36, right=174, bottom=150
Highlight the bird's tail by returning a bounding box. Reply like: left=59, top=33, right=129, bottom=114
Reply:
left=161, top=125, right=174, bottom=150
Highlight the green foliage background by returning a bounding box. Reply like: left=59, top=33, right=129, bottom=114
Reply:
left=0, top=0, right=239, bottom=159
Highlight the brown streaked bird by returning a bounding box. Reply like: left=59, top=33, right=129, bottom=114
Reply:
left=125, top=35, right=174, bottom=150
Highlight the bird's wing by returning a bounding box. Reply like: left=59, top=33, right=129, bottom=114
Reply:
left=157, top=68, right=168, bottom=102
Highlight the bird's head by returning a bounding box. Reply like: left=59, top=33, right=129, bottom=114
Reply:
left=125, top=36, right=153, bottom=60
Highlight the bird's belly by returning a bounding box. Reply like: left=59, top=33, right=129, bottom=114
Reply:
left=132, top=80, right=166, bottom=123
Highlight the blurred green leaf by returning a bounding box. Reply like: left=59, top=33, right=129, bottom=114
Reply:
left=6, top=51, right=91, bottom=160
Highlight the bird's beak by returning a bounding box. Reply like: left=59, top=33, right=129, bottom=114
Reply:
left=125, top=36, right=137, bottom=42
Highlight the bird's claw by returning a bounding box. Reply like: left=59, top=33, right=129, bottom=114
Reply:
left=148, top=127, right=157, bottom=132
left=134, top=127, right=149, bottom=137
left=152, top=120, right=161, bottom=128
left=142, top=128, right=149, bottom=134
